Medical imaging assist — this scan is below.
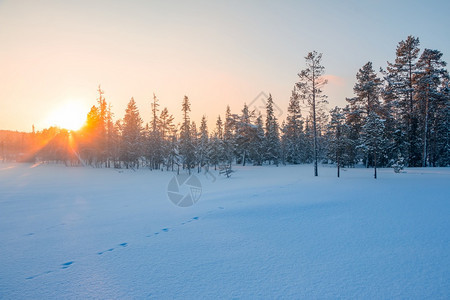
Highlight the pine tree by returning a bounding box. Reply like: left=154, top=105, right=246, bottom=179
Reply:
left=296, top=51, right=328, bottom=176
left=235, top=104, right=254, bottom=166
left=347, top=61, right=383, bottom=167
left=353, top=62, right=382, bottom=115
left=159, top=107, right=175, bottom=140
left=264, top=94, right=280, bottom=166
left=121, top=97, right=143, bottom=169
left=223, top=106, right=235, bottom=165
left=167, top=127, right=180, bottom=173
left=179, top=96, right=195, bottom=174
left=106, top=103, right=121, bottom=168
left=96, top=85, right=107, bottom=167
left=414, top=49, right=449, bottom=166
left=383, top=36, right=421, bottom=166
left=282, top=90, right=304, bottom=164
left=209, top=115, right=224, bottom=170
left=148, top=93, right=163, bottom=170
left=158, top=107, right=175, bottom=169
left=111, top=120, right=122, bottom=168
left=197, top=115, right=209, bottom=172
left=249, top=112, right=265, bottom=166
left=79, top=105, right=101, bottom=166
left=327, top=106, right=350, bottom=177
left=190, top=121, right=199, bottom=171
left=361, top=111, right=386, bottom=179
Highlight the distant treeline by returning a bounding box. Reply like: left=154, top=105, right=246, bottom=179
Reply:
left=1, top=36, right=449, bottom=176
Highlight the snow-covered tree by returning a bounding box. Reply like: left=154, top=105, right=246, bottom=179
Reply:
left=106, top=104, right=121, bottom=168
left=159, top=107, right=175, bottom=169
left=235, top=104, right=254, bottom=166
left=197, top=115, right=209, bottom=172
left=179, top=96, right=195, bottom=174
left=223, top=106, right=235, bottom=165
left=190, top=121, right=199, bottom=171
left=383, top=36, right=421, bottom=166
left=209, top=115, right=224, bottom=170
left=147, top=93, right=164, bottom=170
left=264, top=94, right=280, bottom=166
left=360, top=111, right=386, bottom=179
left=327, top=106, right=350, bottom=177
left=414, top=49, right=449, bottom=166
left=296, top=51, right=328, bottom=176
left=249, top=112, right=265, bottom=166
left=282, top=90, right=304, bottom=164
left=167, top=127, right=180, bottom=173
left=96, top=85, right=108, bottom=167
left=120, top=97, right=143, bottom=169
left=353, top=62, right=382, bottom=116
left=347, top=61, right=383, bottom=166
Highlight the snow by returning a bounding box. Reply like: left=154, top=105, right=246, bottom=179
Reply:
left=0, top=163, right=449, bottom=299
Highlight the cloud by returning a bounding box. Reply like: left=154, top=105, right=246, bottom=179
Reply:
left=322, top=74, right=345, bottom=87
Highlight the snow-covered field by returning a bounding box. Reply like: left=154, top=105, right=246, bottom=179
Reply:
left=0, top=163, right=449, bottom=299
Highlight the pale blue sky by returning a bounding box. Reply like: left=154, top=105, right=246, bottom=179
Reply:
left=1, top=0, right=449, bottom=131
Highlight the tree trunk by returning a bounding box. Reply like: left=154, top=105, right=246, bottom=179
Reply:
left=337, top=126, right=341, bottom=178
left=422, top=84, right=429, bottom=167
left=374, top=152, right=377, bottom=179
left=312, top=71, right=318, bottom=177
left=337, top=152, right=340, bottom=178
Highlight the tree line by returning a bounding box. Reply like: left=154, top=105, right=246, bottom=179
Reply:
left=1, top=36, right=449, bottom=177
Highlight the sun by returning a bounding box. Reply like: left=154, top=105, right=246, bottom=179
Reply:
left=45, top=100, right=87, bottom=131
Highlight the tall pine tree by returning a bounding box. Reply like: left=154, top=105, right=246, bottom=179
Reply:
left=121, top=97, right=143, bottom=169
left=296, top=51, right=328, bottom=176
left=264, top=94, right=280, bottom=166
left=179, top=96, right=195, bottom=174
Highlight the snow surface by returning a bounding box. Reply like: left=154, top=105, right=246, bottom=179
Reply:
left=0, top=163, right=449, bottom=299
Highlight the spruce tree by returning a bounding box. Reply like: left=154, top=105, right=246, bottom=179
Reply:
left=96, top=85, right=107, bottom=167
left=159, top=107, right=175, bottom=169
left=347, top=61, right=383, bottom=167
left=327, top=106, right=350, bottom=177
left=179, top=96, right=195, bottom=174
left=223, top=106, right=235, bottom=166
left=121, top=97, right=143, bottom=169
left=282, top=90, right=304, bottom=164
left=249, top=112, right=265, bottom=166
left=209, top=115, right=224, bottom=170
left=361, top=111, right=386, bottom=179
left=198, top=115, right=209, bottom=171
left=148, top=93, right=163, bottom=170
left=235, top=104, right=254, bottom=166
left=264, top=94, right=280, bottom=166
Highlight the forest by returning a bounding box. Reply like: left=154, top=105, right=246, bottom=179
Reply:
left=1, top=36, right=449, bottom=176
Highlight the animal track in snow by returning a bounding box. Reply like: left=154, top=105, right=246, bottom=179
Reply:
left=61, top=261, right=74, bottom=269
left=26, top=261, right=74, bottom=280
left=97, top=243, right=128, bottom=255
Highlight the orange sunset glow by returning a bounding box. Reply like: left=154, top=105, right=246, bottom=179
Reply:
left=1, top=1, right=448, bottom=135
left=41, top=100, right=88, bottom=131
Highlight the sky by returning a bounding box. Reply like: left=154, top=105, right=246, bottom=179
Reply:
left=1, top=0, right=449, bottom=132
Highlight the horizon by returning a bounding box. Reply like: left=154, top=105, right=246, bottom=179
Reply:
left=1, top=0, right=449, bottom=132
